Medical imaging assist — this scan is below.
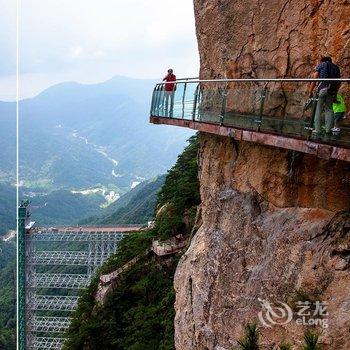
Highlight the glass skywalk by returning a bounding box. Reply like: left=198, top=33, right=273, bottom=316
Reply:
left=150, top=78, right=350, bottom=150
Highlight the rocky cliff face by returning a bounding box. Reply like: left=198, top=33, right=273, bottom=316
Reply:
left=174, top=1, right=350, bottom=349
left=194, top=0, right=350, bottom=79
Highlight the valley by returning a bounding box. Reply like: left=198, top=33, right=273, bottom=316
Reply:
left=0, top=75, right=193, bottom=235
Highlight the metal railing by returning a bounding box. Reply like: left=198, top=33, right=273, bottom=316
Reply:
left=150, top=78, right=350, bottom=148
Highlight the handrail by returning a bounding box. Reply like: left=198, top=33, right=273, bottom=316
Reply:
left=174, top=77, right=199, bottom=81
left=160, top=78, right=350, bottom=84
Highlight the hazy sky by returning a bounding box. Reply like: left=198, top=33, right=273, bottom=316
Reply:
left=0, top=0, right=199, bottom=101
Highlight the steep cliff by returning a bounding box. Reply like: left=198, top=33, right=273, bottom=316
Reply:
left=175, top=136, right=350, bottom=349
left=174, top=1, right=350, bottom=349
left=194, top=0, right=350, bottom=79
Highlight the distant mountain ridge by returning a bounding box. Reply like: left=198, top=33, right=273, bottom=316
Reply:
left=17, top=75, right=192, bottom=191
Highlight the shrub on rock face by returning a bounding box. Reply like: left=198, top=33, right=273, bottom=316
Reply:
left=237, top=323, right=260, bottom=350
left=155, top=134, right=200, bottom=241
left=279, top=342, right=293, bottom=350
left=303, top=331, right=321, bottom=350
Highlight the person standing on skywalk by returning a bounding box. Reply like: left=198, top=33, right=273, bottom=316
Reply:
left=308, top=56, right=341, bottom=135
left=163, top=69, right=176, bottom=117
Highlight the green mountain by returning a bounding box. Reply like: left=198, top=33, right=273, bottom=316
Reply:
left=81, top=175, right=166, bottom=225
left=0, top=184, right=16, bottom=235
left=29, top=189, right=105, bottom=226
left=64, top=135, right=200, bottom=349
left=0, top=75, right=193, bottom=231
left=0, top=240, right=16, bottom=350
left=0, top=173, right=163, bottom=232
left=13, top=76, right=193, bottom=194
left=0, top=102, right=15, bottom=183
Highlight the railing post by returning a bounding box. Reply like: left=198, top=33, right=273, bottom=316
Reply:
left=150, top=84, right=158, bottom=116
left=256, top=82, right=268, bottom=131
left=308, top=93, right=319, bottom=138
left=160, top=84, right=166, bottom=117
left=153, top=85, right=159, bottom=116
left=181, top=81, right=188, bottom=119
left=157, top=84, right=164, bottom=117
left=192, top=84, right=200, bottom=121
left=220, top=83, right=228, bottom=125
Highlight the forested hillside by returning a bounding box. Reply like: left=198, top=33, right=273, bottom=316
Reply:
left=64, top=135, right=200, bottom=349
left=11, top=76, right=192, bottom=195
left=0, top=184, right=16, bottom=235
left=29, top=189, right=105, bottom=225
left=81, top=175, right=166, bottom=226
left=0, top=241, right=16, bottom=349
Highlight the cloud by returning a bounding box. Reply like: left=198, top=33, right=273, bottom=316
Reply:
left=19, top=1, right=199, bottom=74
left=0, top=0, right=200, bottom=99
left=67, top=46, right=84, bottom=60
left=0, top=0, right=16, bottom=76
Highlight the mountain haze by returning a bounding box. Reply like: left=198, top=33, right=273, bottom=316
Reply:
left=17, top=76, right=193, bottom=191
left=0, top=75, right=193, bottom=231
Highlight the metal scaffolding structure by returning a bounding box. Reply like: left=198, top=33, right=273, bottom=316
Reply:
left=18, top=204, right=129, bottom=350
left=29, top=317, right=71, bottom=333
left=30, top=273, right=90, bottom=289
left=30, top=231, right=124, bottom=242
left=32, top=295, right=79, bottom=312
left=29, top=337, right=66, bottom=350
left=30, top=250, right=90, bottom=265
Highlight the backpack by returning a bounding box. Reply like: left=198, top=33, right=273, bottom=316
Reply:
left=325, top=61, right=341, bottom=94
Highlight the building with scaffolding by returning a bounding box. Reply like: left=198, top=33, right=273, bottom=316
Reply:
left=18, top=201, right=142, bottom=350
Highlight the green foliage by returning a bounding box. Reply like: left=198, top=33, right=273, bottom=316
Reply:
left=0, top=183, right=16, bottom=234
left=0, top=241, right=16, bottom=349
left=99, top=232, right=155, bottom=275
left=155, top=135, right=200, bottom=240
left=158, top=135, right=199, bottom=210
left=29, top=189, right=105, bottom=225
left=155, top=205, right=185, bottom=241
left=237, top=323, right=260, bottom=350
left=303, top=331, right=321, bottom=350
left=0, top=329, right=16, bottom=350
left=279, top=342, right=293, bottom=350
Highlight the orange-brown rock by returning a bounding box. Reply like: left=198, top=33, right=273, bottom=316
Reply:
left=175, top=135, right=350, bottom=349
left=174, top=1, right=350, bottom=349
left=194, top=0, right=350, bottom=80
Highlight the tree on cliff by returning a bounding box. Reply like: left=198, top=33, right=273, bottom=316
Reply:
left=155, top=134, right=200, bottom=240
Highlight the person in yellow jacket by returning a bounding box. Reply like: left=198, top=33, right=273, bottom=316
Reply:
left=332, top=93, right=347, bottom=133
